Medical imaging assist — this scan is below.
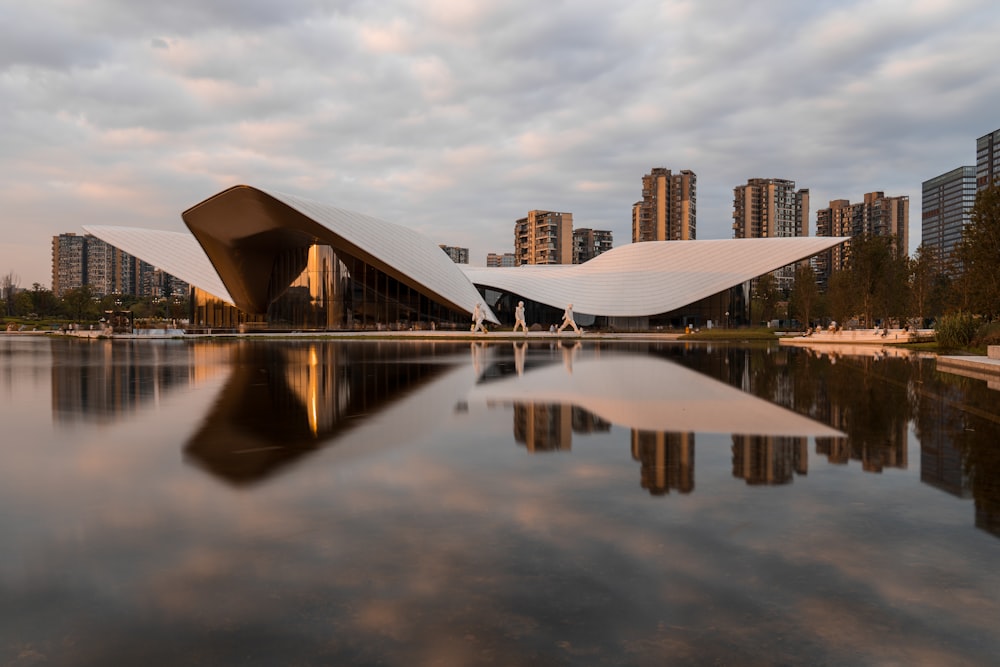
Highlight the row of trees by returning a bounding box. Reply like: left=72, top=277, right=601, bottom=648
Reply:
left=1, top=281, right=187, bottom=323
left=754, top=183, right=1000, bottom=329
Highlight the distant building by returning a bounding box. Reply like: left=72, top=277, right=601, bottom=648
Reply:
left=922, top=166, right=976, bottom=271
left=572, top=228, right=613, bottom=264
left=732, top=178, right=809, bottom=291
left=733, top=179, right=809, bottom=239
left=632, top=168, right=696, bottom=242
left=486, top=252, right=516, bottom=268
left=51, top=233, right=187, bottom=298
left=815, top=192, right=909, bottom=288
left=514, top=210, right=573, bottom=265
left=51, top=233, right=88, bottom=298
left=439, top=245, right=469, bottom=264
left=976, top=128, right=1000, bottom=191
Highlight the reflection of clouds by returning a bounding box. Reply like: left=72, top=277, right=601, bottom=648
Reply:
left=3, top=341, right=1000, bottom=665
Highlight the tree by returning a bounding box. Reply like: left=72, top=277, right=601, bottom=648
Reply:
left=752, top=272, right=780, bottom=325
left=62, top=285, right=99, bottom=321
left=909, top=244, right=948, bottom=325
left=825, top=270, right=854, bottom=327
left=788, top=263, right=820, bottom=328
left=953, top=183, right=1000, bottom=318
left=845, top=234, right=907, bottom=327
left=1, top=272, right=19, bottom=317
left=30, top=283, right=59, bottom=317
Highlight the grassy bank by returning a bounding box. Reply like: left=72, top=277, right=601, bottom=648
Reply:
left=680, top=328, right=777, bottom=342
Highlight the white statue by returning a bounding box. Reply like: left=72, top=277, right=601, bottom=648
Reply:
left=513, top=301, right=528, bottom=334
left=471, top=302, right=488, bottom=334
left=557, top=303, right=582, bottom=334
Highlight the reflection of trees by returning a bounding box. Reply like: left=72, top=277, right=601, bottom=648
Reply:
left=911, top=361, right=1000, bottom=539
left=650, top=344, right=910, bottom=474
left=50, top=339, right=202, bottom=424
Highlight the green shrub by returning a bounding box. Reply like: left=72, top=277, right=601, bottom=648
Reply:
left=935, top=311, right=979, bottom=349
left=973, top=320, right=1000, bottom=347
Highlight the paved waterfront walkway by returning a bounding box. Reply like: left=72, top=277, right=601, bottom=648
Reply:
left=779, top=328, right=933, bottom=346
left=937, top=353, right=1000, bottom=389
left=50, top=328, right=689, bottom=342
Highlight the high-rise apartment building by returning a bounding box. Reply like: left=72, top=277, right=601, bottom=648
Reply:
left=514, top=210, right=573, bottom=265
left=632, top=168, right=696, bottom=242
left=732, top=178, right=809, bottom=239
left=486, top=252, right=516, bottom=267
left=438, top=245, right=469, bottom=264
left=572, top=228, right=613, bottom=264
left=51, top=233, right=88, bottom=298
left=732, top=179, right=809, bottom=291
left=815, top=192, right=909, bottom=287
left=976, top=128, right=1000, bottom=191
left=922, top=166, right=976, bottom=271
left=51, top=233, right=187, bottom=298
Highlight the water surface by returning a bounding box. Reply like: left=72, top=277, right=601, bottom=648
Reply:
left=1, top=337, right=998, bottom=666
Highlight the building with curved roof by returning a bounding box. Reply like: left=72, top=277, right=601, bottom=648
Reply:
left=83, top=185, right=847, bottom=331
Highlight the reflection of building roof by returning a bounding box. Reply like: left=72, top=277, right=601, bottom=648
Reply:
left=462, top=237, right=847, bottom=316
left=84, top=185, right=846, bottom=321
left=468, top=353, right=845, bottom=437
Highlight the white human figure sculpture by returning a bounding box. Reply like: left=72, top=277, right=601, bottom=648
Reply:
left=513, top=301, right=528, bottom=334
left=471, top=303, right=488, bottom=333
left=557, top=303, right=582, bottom=334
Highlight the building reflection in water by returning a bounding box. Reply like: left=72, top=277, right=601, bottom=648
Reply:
left=633, top=431, right=694, bottom=495
left=183, top=342, right=465, bottom=486
left=50, top=339, right=229, bottom=424
left=731, top=435, right=807, bottom=486
left=469, top=343, right=843, bottom=497
left=513, top=403, right=611, bottom=453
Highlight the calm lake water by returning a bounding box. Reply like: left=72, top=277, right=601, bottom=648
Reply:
left=1, top=336, right=998, bottom=666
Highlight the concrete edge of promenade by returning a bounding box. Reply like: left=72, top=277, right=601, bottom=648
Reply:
left=937, top=346, right=1000, bottom=383
left=30, top=328, right=689, bottom=342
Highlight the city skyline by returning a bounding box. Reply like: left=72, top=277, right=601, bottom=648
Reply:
left=2, top=1, right=1000, bottom=287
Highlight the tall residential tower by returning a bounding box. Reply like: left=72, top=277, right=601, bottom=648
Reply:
left=514, top=210, right=573, bottom=265
left=732, top=178, right=809, bottom=292
left=815, top=192, right=909, bottom=287
left=632, top=168, right=696, bottom=242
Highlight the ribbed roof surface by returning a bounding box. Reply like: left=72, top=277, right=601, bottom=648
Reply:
left=260, top=188, right=498, bottom=322
left=83, top=225, right=233, bottom=303
left=462, top=237, right=847, bottom=316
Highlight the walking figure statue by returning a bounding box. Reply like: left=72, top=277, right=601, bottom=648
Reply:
left=557, top=303, right=582, bottom=334
left=513, top=301, right=528, bottom=334
left=471, top=303, right=488, bottom=334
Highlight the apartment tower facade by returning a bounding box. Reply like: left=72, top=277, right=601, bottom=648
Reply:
left=572, top=228, right=613, bottom=264
left=632, top=168, right=696, bottom=242
left=976, top=128, right=1000, bottom=191
left=815, top=192, right=909, bottom=287
left=732, top=178, right=810, bottom=291
left=514, top=210, right=573, bottom=265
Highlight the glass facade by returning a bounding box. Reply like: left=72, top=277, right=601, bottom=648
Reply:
left=190, top=244, right=471, bottom=331
left=922, top=166, right=976, bottom=272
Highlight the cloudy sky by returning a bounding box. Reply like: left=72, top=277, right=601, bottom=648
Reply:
left=2, top=0, right=999, bottom=288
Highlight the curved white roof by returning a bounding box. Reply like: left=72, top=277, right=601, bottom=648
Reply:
left=182, top=185, right=498, bottom=322
left=462, top=237, right=847, bottom=316
left=83, top=225, right=234, bottom=303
